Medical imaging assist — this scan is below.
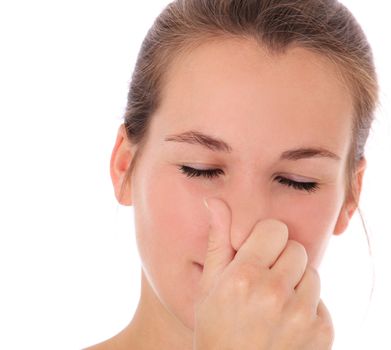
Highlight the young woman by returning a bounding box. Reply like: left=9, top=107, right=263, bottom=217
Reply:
left=86, top=0, right=379, bottom=349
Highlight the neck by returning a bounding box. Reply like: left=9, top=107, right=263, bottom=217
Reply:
left=116, top=269, right=194, bottom=350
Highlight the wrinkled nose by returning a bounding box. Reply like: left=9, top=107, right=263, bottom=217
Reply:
left=226, top=188, right=274, bottom=253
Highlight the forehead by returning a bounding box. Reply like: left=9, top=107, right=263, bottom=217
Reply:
left=152, top=37, right=353, bottom=158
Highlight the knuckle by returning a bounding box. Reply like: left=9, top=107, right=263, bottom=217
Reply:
left=287, top=314, right=308, bottom=332
left=315, top=300, right=335, bottom=345
left=227, top=262, right=260, bottom=294
left=288, top=303, right=313, bottom=327
left=261, top=277, right=290, bottom=309
left=317, top=318, right=335, bottom=344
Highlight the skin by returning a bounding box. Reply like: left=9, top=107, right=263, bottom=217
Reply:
left=86, top=37, right=365, bottom=350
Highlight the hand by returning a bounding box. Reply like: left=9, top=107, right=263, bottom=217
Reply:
left=193, top=197, right=334, bottom=350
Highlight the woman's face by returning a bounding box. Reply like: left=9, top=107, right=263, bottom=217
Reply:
left=112, top=38, right=363, bottom=330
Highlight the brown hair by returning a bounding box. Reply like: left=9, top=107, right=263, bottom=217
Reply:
left=119, top=0, right=379, bottom=203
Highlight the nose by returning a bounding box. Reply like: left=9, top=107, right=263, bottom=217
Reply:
left=225, top=186, right=274, bottom=253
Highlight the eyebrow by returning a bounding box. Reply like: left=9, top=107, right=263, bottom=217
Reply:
left=164, top=130, right=340, bottom=161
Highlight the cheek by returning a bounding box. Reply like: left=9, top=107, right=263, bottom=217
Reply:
left=132, top=164, right=209, bottom=329
left=133, top=166, right=207, bottom=269
left=276, top=189, right=344, bottom=267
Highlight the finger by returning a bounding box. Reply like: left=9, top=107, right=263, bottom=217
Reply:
left=295, top=266, right=321, bottom=313
left=198, top=197, right=236, bottom=301
left=270, top=240, right=308, bottom=290
left=317, top=298, right=333, bottom=324
left=316, top=299, right=335, bottom=344
left=233, top=219, right=289, bottom=269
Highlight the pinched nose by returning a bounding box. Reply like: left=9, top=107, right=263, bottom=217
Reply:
left=217, top=192, right=277, bottom=253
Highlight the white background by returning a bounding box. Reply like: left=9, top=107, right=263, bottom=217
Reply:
left=0, top=1, right=390, bottom=349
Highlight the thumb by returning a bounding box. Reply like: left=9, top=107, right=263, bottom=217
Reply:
left=198, top=197, right=235, bottom=301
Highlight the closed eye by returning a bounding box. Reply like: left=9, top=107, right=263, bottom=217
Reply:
left=178, top=165, right=319, bottom=193
left=274, top=175, right=319, bottom=193
left=179, top=165, right=224, bottom=179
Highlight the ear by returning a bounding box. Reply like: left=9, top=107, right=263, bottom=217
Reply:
left=110, top=124, right=135, bottom=206
left=333, top=157, right=367, bottom=235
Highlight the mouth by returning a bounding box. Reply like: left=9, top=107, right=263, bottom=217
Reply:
left=194, top=262, right=204, bottom=272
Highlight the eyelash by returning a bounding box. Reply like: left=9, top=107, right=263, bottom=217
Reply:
left=178, top=165, right=319, bottom=193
